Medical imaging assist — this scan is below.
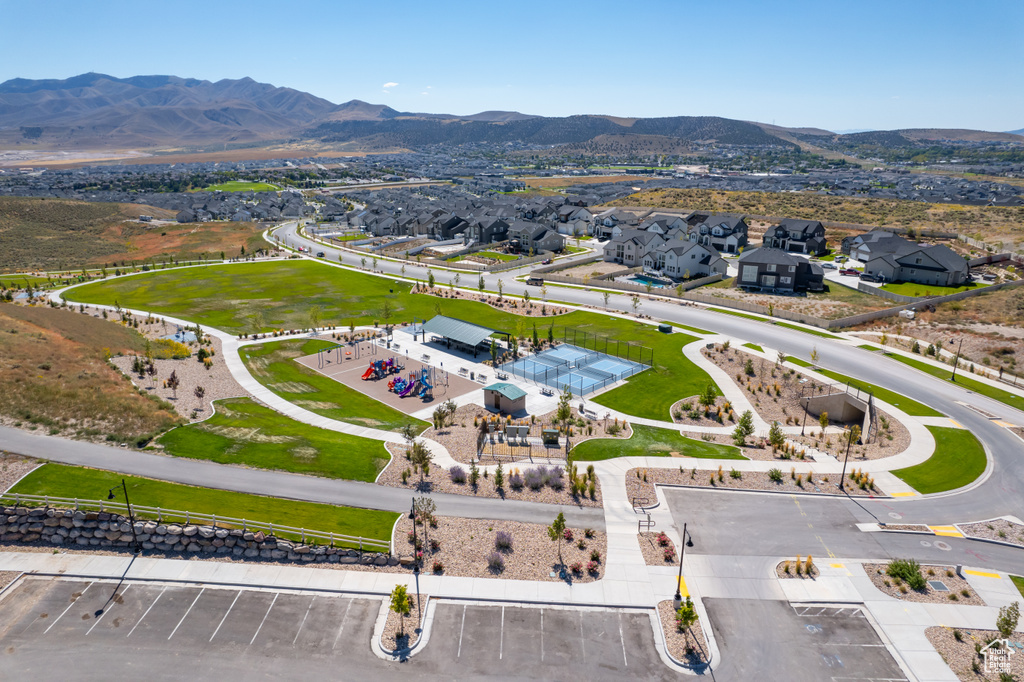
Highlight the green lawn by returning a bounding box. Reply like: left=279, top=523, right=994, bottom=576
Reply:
left=891, top=426, right=987, bottom=494
left=571, top=424, right=745, bottom=461
left=199, top=181, right=280, bottom=192
left=669, top=323, right=711, bottom=335
left=158, top=397, right=390, bottom=481
left=1011, top=575, right=1024, bottom=600
left=785, top=356, right=812, bottom=367
left=9, top=463, right=398, bottom=545
left=812, top=367, right=942, bottom=417
left=883, top=352, right=1024, bottom=413
left=239, top=338, right=427, bottom=433
left=742, top=343, right=763, bottom=352
left=708, top=307, right=764, bottom=321
left=880, top=282, right=988, bottom=297
left=65, top=260, right=717, bottom=420
left=857, top=344, right=880, bottom=351
left=771, top=321, right=842, bottom=339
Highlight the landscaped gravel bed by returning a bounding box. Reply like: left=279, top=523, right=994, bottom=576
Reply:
left=926, top=626, right=1024, bottom=681
left=395, top=514, right=607, bottom=583
left=656, top=599, right=709, bottom=667
left=625, top=466, right=876, bottom=503
left=864, top=563, right=985, bottom=605
left=880, top=523, right=933, bottom=532
left=0, top=453, right=40, bottom=493
left=380, top=442, right=603, bottom=507
left=959, top=518, right=1024, bottom=548
left=638, top=532, right=677, bottom=567
left=775, top=558, right=820, bottom=579
left=0, top=571, right=22, bottom=590
left=382, top=592, right=425, bottom=651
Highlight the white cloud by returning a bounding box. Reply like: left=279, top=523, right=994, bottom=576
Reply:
left=382, top=82, right=399, bottom=89
left=421, top=91, right=429, bottom=96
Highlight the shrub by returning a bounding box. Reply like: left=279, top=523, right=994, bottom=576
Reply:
left=590, top=549, right=601, bottom=562
left=524, top=468, right=544, bottom=490
left=487, top=552, right=505, bottom=572
left=449, top=465, right=467, bottom=484
left=508, top=470, right=524, bottom=490
left=730, top=468, right=742, bottom=479
left=570, top=561, right=583, bottom=575
left=886, top=558, right=926, bottom=590
left=657, top=532, right=670, bottom=547
left=577, top=539, right=586, bottom=550
left=432, top=560, right=444, bottom=574
left=563, top=528, right=574, bottom=542
left=768, top=468, right=783, bottom=483
left=584, top=528, right=595, bottom=539
left=495, top=531, right=513, bottom=551
left=430, top=538, right=440, bottom=551
left=548, top=466, right=564, bottom=490
left=587, top=561, right=599, bottom=574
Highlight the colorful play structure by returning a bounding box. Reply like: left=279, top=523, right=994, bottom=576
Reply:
left=361, top=357, right=402, bottom=381
left=388, top=367, right=434, bottom=399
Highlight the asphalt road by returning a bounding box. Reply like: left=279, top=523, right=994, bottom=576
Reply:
left=279, top=221, right=1024, bottom=524
left=0, top=426, right=605, bottom=530
left=666, top=489, right=1024, bottom=575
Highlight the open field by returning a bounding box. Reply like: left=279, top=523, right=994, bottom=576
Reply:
left=239, top=338, right=427, bottom=433
left=0, top=305, right=180, bottom=445
left=0, top=196, right=266, bottom=270
left=9, top=463, right=398, bottom=543
left=522, top=175, right=653, bottom=189
left=704, top=278, right=893, bottom=320
left=880, top=282, right=987, bottom=297
left=613, top=187, right=1024, bottom=241
left=157, top=397, right=389, bottom=481
left=891, top=426, right=986, bottom=494
left=707, top=306, right=842, bottom=338
left=571, top=424, right=744, bottom=461
left=67, top=261, right=717, bottom=420
left=198, top=181, right=280, bottom=192
left=882, top=352, right=1024, bottom=412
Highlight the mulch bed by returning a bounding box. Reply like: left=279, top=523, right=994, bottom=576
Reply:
left=959, top=518, right=1024, bottom=549
left=0, top=453, right=40, bottom=493
left=776, top=558, right=821, bottom=579
left=864, top=563, right=985, bottom=606
left=656, top=599, right=709, bottom=667
left=625, top=466, right=876, bottom=503
left=638, top=532, right=677, bottom=566
left=926, top=626, right=1024, bottom=681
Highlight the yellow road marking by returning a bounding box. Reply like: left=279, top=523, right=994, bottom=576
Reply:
left=815, top=534, right=836, bottom=559
left=830, top=563, right=845, bottom=569
left=948, top=419, right=962, bottom=428
left=994, top=421, right=1015, bottom=428
left=677, top=577, right=689, bottom=597
left=928, top=525, right=964, bottom=537
left=963, top=569, right=1001, bottom=579
left=891, top=492, right=918, bottom=497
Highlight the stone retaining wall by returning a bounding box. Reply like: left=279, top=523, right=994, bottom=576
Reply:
left=0, top=506, right=399, bottom=566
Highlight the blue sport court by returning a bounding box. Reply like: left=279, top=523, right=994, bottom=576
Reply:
left=499, top=343, right=648, bottom=396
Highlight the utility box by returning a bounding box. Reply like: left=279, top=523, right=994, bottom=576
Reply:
left=658, top=323, right=672, bottom=333
left=542, top=429, right=560, bottom=446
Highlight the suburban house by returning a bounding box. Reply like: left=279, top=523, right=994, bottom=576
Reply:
left=605, top=229, right=666, bottom=267
left=682, top=213, right=749, bottom=253
left=508, top=221, right=565, bottom=254
left=736, top=247, right=825, bottom=293
left=641, top=239, right=728, bottom=279
left=761, top=219, right=827, bottom=255
left=843, top=231, right=969, bottom=285
left=841, top=230, right=910, bottom=262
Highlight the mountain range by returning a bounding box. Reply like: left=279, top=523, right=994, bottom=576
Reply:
left=0, top=73, right=1020, bottom=152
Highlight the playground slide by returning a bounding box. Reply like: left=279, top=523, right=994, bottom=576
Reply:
left=419, top=378, right=433, bottom=398
left=399, top=380, right=418, bottom=398
left=361, top=367, right=374, bottom=380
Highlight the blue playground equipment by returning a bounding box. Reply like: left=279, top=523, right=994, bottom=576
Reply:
left=418, top=367, right=433, bottom=398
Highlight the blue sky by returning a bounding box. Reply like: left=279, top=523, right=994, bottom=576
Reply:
left=1, top=0, right=1021, bottom=132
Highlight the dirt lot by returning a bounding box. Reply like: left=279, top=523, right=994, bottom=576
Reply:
left=701, top=278, right=893, bottom=320
left=551, top=260, right=631, bottom=279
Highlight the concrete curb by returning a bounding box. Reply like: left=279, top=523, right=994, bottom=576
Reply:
left=648, top=609, right=712, bottom=676
left=655, top=482, right=892, bottom=501
left=371, top=594, right=434, bottom=661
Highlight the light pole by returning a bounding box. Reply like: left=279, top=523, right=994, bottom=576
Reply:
left=108, top=479, right=140, bottom=554
left=409, top=498, right=420, bottom=575
left=839, top=427, right=854, bottom=492
left=949, top=337, right=964, bottom=382
left=673, top=523, right=694, bottom=610
left=800, top=385, right=810, bottom=436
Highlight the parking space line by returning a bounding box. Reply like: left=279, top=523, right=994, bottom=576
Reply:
left=618, top=612, right=627, bottom=667
left=540, top=609, right=544, bottom=662
left=331, top=599, right=353, bottom=650
left=250, top=593, right=279, bottom=646
left=579, top=611, right=585, bottom=658
left=45, top=581, right=93, bottom=634
left=168, top=588, right=205, bottom=640
left=293, top=597, right=315, bottom=645
left=499, top=606, right=504, bottom=660
left=457, top=604, right=466, bottom=657
left=86, top=584, right=131, bottom=635
left=210, top=591, right=241, bottom=642
left=128, top=586, right=167, bottom=638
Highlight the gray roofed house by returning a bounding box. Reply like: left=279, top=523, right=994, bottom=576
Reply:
left=682, top=212, right=749, bottom=254
left=736, top=247, right=824, bottom=293
left=642, top=239, right=727, bottom=279
left=762, top=219, right=827, bottom=255
left=605, top=228, right=666, bottom=267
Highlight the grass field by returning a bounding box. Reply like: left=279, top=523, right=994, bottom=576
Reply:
left=66, top=260, right=718, bottom=420
left=158, top=397, right=390, bottom=481
left=199, top=181, right=280, bottom=192
left=672, top=323, right=711, bottom=335
left=857, top=344, right=880, bottom=351
left=9, top=463, right=398, bottom=545
left=707, top=306, right=842, bottom=338
left=883, top=352, right=1024, bottom=412
left=1012, top=575, right=1024, bottom=600
left=891, top=426, right=987, bottom=494
left=0, top=305, right=180, bottom=445
left=239, top=338, right=427, bottom=433
left=880, top=282, right=988, bottom=297
left=811, top=366, right=942, bottom=417
left=449, top=251, right=519, bottom=263
left=743, top=343, right=763, bottom=352
left=571, top=424, right=745, bottom=461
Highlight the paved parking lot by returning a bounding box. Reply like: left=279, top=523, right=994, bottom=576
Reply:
left=706, top=599, right=908, bottom=682
left=0, top=577, right=677, bottom=680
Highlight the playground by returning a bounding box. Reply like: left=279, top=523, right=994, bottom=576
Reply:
left=294, top=339, right=479, bottom=415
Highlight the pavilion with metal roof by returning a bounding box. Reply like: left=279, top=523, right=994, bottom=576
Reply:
left=420, top=315, right=509, bottom=357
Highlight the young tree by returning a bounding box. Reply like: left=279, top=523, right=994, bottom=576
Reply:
left=675, top=596, right=699, bottom=648
left=547, top=325, right=554, bottom=345
left=996, top=601, right=1020, bottom=639
left=732, top=410, right=754, bottom=446
left=478, top=275, right=485, bottom=292
left=166, top=370, right=180, bottom=400
left=768, top=420, right=785, bottom=450
left=490, top=339, right=498, bottom=365
left=631, top=295, right=641, bottom=315
left=307, top=304, right=323, bottom=331
left=494, top=462, right=504, bottom=490
left=532, top=323, right=539, bottom=348
left=378, top=299, right=395, bottom=333
left=602, top=291, right=610, bottom=307
left=556, top=385, right=573, bottom=432
left=523, top=289, right=530, bottom=304
left=547, top=511, right=567, bottom=566
left=371, top=256, right=378, bottom=271
left=250, top=309, right=266, bottom=336
left=193, top=385, right=205, bottom=411
left=541, top=285, right=548, bottom=301
left=400, top=264, right=406, bottom=279
left=390, top=584, right=412, bottom=636
left=819, top=411, right=829, bottom=431
left=810, top=346, right=819, bottom=364
left=698, top=382, right=718, bottom=408
left=413, top=496, right=436, bottom=555
left=409, top=440, right=433, bottom=481
left=497, top=279, right=504, bottom=300
left=427, top=270, right=435, bottom=289
left=845, top=424, right=861, bottom=450
left=777, top=351, right=788, bottom=366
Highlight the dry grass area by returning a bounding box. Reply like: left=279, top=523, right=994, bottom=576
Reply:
left=926, top=626, right=1024, bottom=681
left=613, top=187, right=1024, bottom=242
left=864, top=563, right=984, bottom=605
left=552, top=261, right=630, bottom=279
left=0, top=304, right=180, bottom=445
left=656, top=600, right=709, bottom=667
left=395, top=514, right=606, bottom=583
left=96, top=220, right=267, bottom=267
left=523, top=175, right=653, bottom=189
left=702, top=279, right=893, bottom=320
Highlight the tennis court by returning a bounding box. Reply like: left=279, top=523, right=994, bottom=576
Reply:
left=500, top=343, right=648, bottom=396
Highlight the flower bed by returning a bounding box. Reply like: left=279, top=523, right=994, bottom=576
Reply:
left=656, top=599, right=709, bottom=667
left=864, top=562, right=985, bottom=605
left=396, top=514, right=606, bottom=583
left=959, top=518, right=1024, bottom=549
left=382, top=592, right=425, bottom=651
left=638, top=532, right=677, bottom=566
left=776, top=558, right=820, bottom=579
left=625, top=466, right=876, bottom=502
left=926, top=626, right=1024, bottom=681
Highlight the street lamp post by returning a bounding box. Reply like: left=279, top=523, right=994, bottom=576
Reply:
left=800, top=385, right=810, bottom=436
left=108, top=479, right=140, bottom=554
left=949, top=338, right=964, bottom=382
left=410, top=499, right=420, bottom=575
left=839, top=428, right=854, bottom=492
left=673, top=523, right=694, bottom=610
